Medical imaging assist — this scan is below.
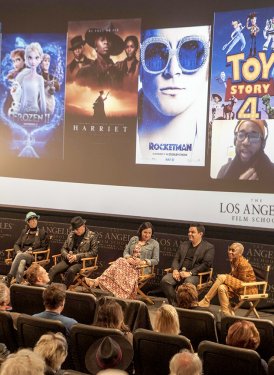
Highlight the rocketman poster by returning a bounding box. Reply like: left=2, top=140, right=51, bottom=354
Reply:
left=0, top=33, right=66, bottom=159
left=210, top=7, right=274, bottom=183
left=136, top=25, right=211, bottom=166
left=65, top=18, right=141, bottom=165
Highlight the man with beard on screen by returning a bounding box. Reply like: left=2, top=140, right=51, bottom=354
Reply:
left=217, top=119, right=274, bottom=182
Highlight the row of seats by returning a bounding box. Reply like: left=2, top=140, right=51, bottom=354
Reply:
left=1, top=310, right=274, bottom=375
left=6, top=284, right=274, bottom=360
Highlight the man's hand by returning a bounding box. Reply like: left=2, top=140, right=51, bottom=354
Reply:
left=179, top=271, right=192, bottom=279
left=172, top=270, right=181, bottom=281
left=239, top=167, right=258, bottom=180
left=67, top=253, right=77, bottom=263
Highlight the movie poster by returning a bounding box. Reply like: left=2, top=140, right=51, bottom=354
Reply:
left=136, top=25, right=211, bottom=166
left=210, top=7, right=274, bottom=183
left=0, top=34, right=66, bottom=159
left=65, top=18, right=141, bottom=162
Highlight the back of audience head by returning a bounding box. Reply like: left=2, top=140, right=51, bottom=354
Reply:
left=0, top=348, right=45, bottom=375
left=34, top=332, right=68, bottom=371
left=25, top=264, right=50, bottom=286
left=0, top=283, right=10, bottom=310
left=169, top=350, right=202, bottom=375
left=42, top=284, right=66, bottom=311
left=154, top=303, right=180, bottom=335
left=176, top=283, right=198, bottom=309
left=95, top=300, right=129, bottom=332
left=226, top=320, right=260, bottom=350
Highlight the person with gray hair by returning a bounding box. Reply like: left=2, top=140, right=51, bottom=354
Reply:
left=169, top=350, right=202, bottom=375
left=0, top=348, right=45, bottom=375
left=199, top=242, right=257, bottom=315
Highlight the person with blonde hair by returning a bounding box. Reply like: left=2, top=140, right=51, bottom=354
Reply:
left=34, top=332, right=68, bottom=374
left=0, top=348, right=45, bottom=375
left=169, top=350, right=202, bottom=375
left=0, top=283, right=10, bottom=311
left=154, top=303, right=180, bottom=335
left=176, top=283, right=199, bottom=309
left=199, top=242, right=257, bottom=316
left=226, top=320, right=267, bottom=374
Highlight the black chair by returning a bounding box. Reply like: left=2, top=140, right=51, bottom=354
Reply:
left=70, top=324, right=124, bottom=373
left=133, top=328, right=193, bottom=375
left=198, top=340, right=265, bottom=375
left=10, top=284, right=45, bottom=315
left=0, top=311, right=18, bottom=352
left=63, top=291, right=97, bottom=325
left=17, top=314, right=67, bottom=348
left=268, top=356, right=274, bottom=375
left=175, top=307, right=218, bottom=351
left=220, top=315, right=274, bottom=361
left=96, top=295, right=152, bottom=331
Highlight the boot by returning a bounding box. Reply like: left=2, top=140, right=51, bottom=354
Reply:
left=3, top=274, right=13, bottom=288
left=218, top=284, right=235, bottom=316
left=198, top=274, right=226, bottom=307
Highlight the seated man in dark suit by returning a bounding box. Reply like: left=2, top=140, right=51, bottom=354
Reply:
left=160, top=223, right=214, bottom=305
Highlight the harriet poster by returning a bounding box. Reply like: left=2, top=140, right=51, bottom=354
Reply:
left=136, top=25, right=211, bottom=166
left=0, top=33, right=66, bottom=159
left=65, top=18, right=141, bottom=160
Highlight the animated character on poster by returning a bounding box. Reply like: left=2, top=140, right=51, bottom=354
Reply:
left=0, top=36, right=65, bottom=158
left=136, top=26, right=210, bottom=166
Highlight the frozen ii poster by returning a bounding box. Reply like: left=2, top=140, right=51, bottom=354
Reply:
left=0, top=33, right=66, bottom=159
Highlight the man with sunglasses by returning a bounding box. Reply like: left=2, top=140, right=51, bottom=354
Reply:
left=217, top=119, right=274, bottom=181
left=136, top=26, right=210, bottom=166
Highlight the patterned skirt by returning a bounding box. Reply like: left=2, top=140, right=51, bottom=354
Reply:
left=98, top=257, right=139, bottom=299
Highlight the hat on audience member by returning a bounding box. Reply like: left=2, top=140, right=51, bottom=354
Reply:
left=25, top=211, right=40, bottom=222
left=85, top=335, right=133, bottom=374
left=70, top=216, right=86, bottom=230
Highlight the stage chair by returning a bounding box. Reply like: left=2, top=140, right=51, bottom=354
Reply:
left=51, top=253, right=98, bottom=291
left=70, top=324, right=124, bottom=373
left=175, top=307, right=218, bottom=351
left=95, top=295, right=152, bottom=331
left=164, top=267, right=213, bottom=294
left=0, top=311, right=19, bottom=352
left=198, top=340, right=265, bottom=375
left=133, top=328, right=193, bottom=375
left=220, top=315, right=274, bottom=361
left=232, top=265, right=270, bottom=319
left=137, top=263, right=156, bottom=304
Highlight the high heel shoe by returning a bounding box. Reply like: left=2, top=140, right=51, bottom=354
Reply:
left=85, top=277, right=99, bottom=288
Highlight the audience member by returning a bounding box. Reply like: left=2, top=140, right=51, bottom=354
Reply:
left=33, top=284, right=77, bottom=333
left=95, top=300, right=133, bottom=344
left=25, top=264, right=50, bottom=287
left=199, top=242, right=257, bottom=316
left=85, top=335, right=133, bottom=375
left=226, top=320, right=267, bottom=374
left=5, top=211, right=49, bottom=287
left=176, top=283, right=199, bottom=309
left=34, top=332, right=68, bottom=375
left=161, top=224, right=214, bottom=305
left=49, top=216, right=98, bottom=289
left=154, top=303, right=180, bottom=335
left=0, top=348, right=45, bottom=375
left=0, top=283, right=11, bottom=311
left=169, top=350, right=202, bottom=375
